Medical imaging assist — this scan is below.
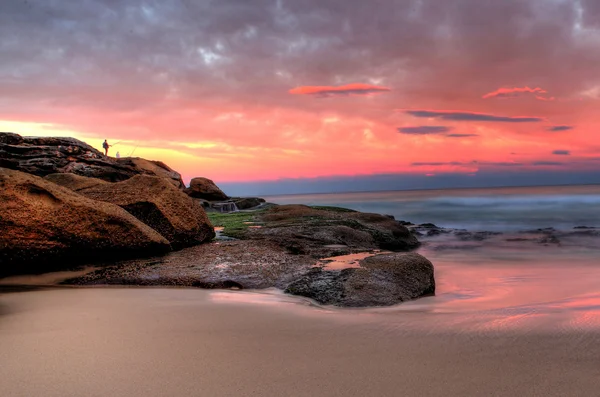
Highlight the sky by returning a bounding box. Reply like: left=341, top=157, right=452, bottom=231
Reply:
left=1, top=0, right=599, bottom=195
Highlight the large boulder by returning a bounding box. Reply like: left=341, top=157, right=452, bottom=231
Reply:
left=116, top=157, right=185, bottom=189
left=184, top=177, right=229, bottom=201
left=49, top=174, right=215, bottom=249
left=0, top=168, right=171, bottom=276
left=285, top=252, right=435, bottom=307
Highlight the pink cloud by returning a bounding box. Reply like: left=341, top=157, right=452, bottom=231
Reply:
left=482, top=86, right=552, bottom=100
left=289, top=83, right=391, bottom=97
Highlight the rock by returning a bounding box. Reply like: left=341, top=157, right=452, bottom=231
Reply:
left=0, top=168, right=171, bottom=276
left=245, top=205, right=419, bottom=256
left=454, top=230, right=502, bottom=241
left=45, top=173, right=107, bottom=192
left=184, top=177, right=229, bottom=201
left=50, top=174, right=215, bottom=249
left=232, top=197, right=266, bottom=210
left=0, top=132, right=23, bottom=145
left=116, top=157, right=185, bottom=189
left=0, top=132, right=184, bottom=186
left=539, top=235, right=560, bottom=245
left=0, top=132, right=140, bottom=181
left=285, top=252, right=435, bottom=307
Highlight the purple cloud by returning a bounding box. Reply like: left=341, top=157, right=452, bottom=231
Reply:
left=548, top=126, right=574, bottom=132
left=398, top=126, right=451, bottom=135
left=405, top=110, right=543, bottom=123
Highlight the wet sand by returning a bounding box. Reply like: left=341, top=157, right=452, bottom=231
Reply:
left=2, top=287, right=600, bottom=397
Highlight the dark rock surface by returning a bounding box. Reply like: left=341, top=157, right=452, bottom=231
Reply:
left=232, top=197, right=266, bottom=210
left=49, top=174, right=215, bottom=249
left=64, top=240, right=315, bottom=290
left=285, top=252, right=435, bottom=307
left=243, top=205, right=420, bottom=256
left=0, top=132, right=184, bottom=186
left=0, top=168, right=170, bottom=277
left=184, top=177, right=229, bottom=201
left=0, top=132, right=23, bottom=145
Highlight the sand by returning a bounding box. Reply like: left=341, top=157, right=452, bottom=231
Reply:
left=2, top=287, right=600, bottom=397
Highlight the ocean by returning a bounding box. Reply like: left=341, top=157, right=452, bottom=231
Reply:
left=264, top=184, right=600, bottom=232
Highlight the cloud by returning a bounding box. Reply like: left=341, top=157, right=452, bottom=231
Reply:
left=404, top=110, right=543, bottom=123
left=289, top=84, right=391, bottom=97
left=446, top=133, right=479, bottom=138
left=411, top=161, right=466, bottom=166
left=532, top=161, right=564, bottom=166
left=0, top=0, right=598, bottom=184
left=548, top=125, right=573, bottom=131
left=482, top=86, right=551, bottom=100
left=397, top=126, right=451, bottom=135
left=552, top=150, right=570, bottom=155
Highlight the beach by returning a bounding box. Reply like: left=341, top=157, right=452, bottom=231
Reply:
left=2, top=287, right=600, bottom=397
left=3, top=184, right=600, bottom=396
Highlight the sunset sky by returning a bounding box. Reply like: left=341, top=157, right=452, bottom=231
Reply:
left=1, top=0, right=599, bottom=195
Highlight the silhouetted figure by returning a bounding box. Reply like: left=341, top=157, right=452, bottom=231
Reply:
left=116, top=151, right=120, bottom=159
left=102, top=139, right=111, bottom=156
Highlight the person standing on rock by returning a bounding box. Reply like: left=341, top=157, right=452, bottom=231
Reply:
left=102, top=139, right=111, bottom=156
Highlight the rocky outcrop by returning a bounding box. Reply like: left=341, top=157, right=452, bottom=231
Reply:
left=0, top=168, right=171, bottom=276
left=50, top=174, right=215, bottom=249
left=0, top=132, right=184, bottom=186
left=285, top=252, right=435, bottom=307
left=0, top=132, right=23, bottom=145
left=184, top=177, right=229, bottom=201
left=244, top=205, right=420, bottom=256
left=232, top=197, right=266, bottom=210
left=116, top=157, right=185, bottom=189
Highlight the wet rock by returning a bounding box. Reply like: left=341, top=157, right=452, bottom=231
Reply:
left=455, top=231, right=502, bottom=241
left=285, top=252, right=435, bottom=307
left=184, top=177, right=229, bottom=201
left=0, top=168, right=170, bottom=276
left=51, top=174, right=215, bottom=249
left=539, top=234, right=561, bottom=245
left=426, top=229, right=447, bottom=237
left=505, top=237, right=532, bottom=242
left=65, top=240, right=316, bottom=290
